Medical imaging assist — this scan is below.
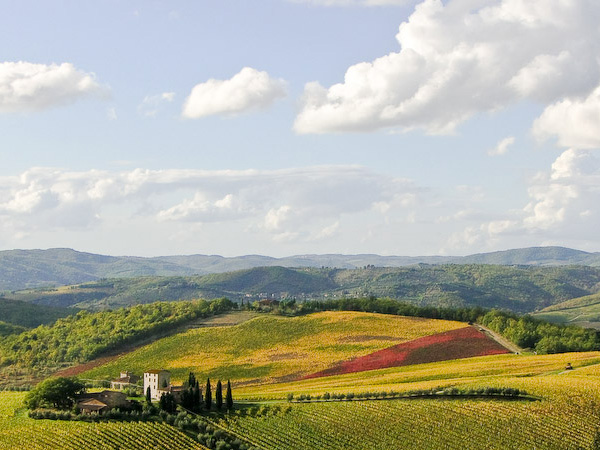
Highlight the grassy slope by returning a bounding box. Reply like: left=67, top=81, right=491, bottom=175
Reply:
left=81, top=311, right=467, bottom=384
left=533, top=292, right=600, bottom=328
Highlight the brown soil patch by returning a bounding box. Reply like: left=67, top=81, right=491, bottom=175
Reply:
left=339, top=335, right=404, bottom=343
left=268, top=352, right=302, bottom=361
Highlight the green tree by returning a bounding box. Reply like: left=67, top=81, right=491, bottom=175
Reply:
left=226, top=380, right=233, bottom=410
left=24, top=377, right=85, bottom=410
left=159, top=392, right=177, bottom=413
left=187, top=372, right=196, bottom=388
left=205, top=378, right=212, bottom=410
left=193, top=380, right=201, bottom=409
left=145, top=386, right=152, bottom=405
left=216, top=380, right=223, bottom=410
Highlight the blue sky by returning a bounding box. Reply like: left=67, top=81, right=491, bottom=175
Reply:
left=1, top=0, right=599, bottom=257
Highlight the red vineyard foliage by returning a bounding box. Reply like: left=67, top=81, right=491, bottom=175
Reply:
left=303, top=326, right=509, bottom=380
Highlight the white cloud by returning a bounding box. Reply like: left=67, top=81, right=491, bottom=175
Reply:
left=138, top=92, right=175, bottom=117
left=488, top=136, right=515, bottom=156
left=313, top=221, right=340, bottom=240
left=289, top=0, right=411, bottom=5
left=264, top=205, right=293, bottom=232
left=444, top=148, right=600, bottom=252
left=0, top=61, right=105, bottom=113
left=0, top=166, right=419, bottom=244
left=158, top=193, right=245, bottom=222
left=294, top=0, right=600, bottom=134
left=182, top=67, right=287, bottom=119
left=533, top=85, right=600, bottom=149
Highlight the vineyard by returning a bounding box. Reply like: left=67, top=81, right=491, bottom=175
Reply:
left=219, top=370, right=600, bottom=450
left=81, top=311, right=467, bottom=384
left=216, top=392, right=596, bottom=450
left=0, top=393, right=207, bottom=450
left=2, top=309, right=600, bottom=449
left=236, top=350, right=600, bottom=399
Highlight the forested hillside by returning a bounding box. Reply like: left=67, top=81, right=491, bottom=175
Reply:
left=0, top=298, right=233, bottom=385
left=6, top=264, right=600, bottom=313
left=2, top=246, right=600, bottom=291
left=0, top=298, right=76, bottom=328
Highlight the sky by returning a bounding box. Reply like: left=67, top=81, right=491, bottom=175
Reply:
left=1, top=0, right=599, bottom=257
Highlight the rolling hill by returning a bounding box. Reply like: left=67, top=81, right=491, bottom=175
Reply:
left=2, top=246, right=600, bottom=291
left=38, top=310, right=600, bottom=449
left=6, top=264, right=600, bottom=312
left=80, top=311, right=472, bottom=385
left=2, top=309, right=600, bottom=449
left=533, top=292, right=600, bottom=329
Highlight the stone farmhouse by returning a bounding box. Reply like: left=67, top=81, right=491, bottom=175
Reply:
left=76, top=390, right=131, bottom=415
left=143, top=370, right=184, bottom=401
left=110, top=371, right=140, bottom=390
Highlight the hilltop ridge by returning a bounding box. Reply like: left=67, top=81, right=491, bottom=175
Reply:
left=1, top=246, right=599, bottom=291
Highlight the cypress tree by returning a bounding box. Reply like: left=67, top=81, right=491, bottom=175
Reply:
left=146, top=386, right=152, bottom=404
left=216, top=380, right=223, bottom=410
left=187, top=372, right=196, bottom=389
left=226, top=380, right=233, bottom=410
left=205, top=378, right=212, bottom=410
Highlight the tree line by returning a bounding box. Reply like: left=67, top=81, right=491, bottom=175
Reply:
left=153, top=372, right=233, bottom=414
left=0, top=298, right=234, bottom=373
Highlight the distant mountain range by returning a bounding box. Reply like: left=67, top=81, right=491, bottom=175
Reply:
left=0, top=246, right=599, bottom=291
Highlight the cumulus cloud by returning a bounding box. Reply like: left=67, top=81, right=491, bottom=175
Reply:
left=294, top=0, right=600, bottom=134
left=444, top=149, right=600, bottom=252
left=0, top=61, right=105, bottom=112
left=488, top=136, right=515, bottom=156
left=182, top=67, right=287, bottom=119
left=0, top=166, right=419, bottom=244
left=533, top=86, right=600, bottom=149
left=138, top=92, right=175, bottom=117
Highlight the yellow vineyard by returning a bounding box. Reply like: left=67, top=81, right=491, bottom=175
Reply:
left=82, top=311, right=467, bottom=385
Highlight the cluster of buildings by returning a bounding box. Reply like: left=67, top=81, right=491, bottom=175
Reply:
left=76, top=369, right=180, bottom=415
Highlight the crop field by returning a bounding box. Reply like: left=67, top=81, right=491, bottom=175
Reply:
left=217, top=388, right=597, bottom=450
left=82, top=311, right=467, bottom=384
left=304, top=326, right=508, bottom=379
left=219, top=359, right=600, bottom=450
left=0, top=392, right=207, bottom=450
left=236, top=350, right=600, bottom=399
left=3, top=309, right=600, bottom=449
